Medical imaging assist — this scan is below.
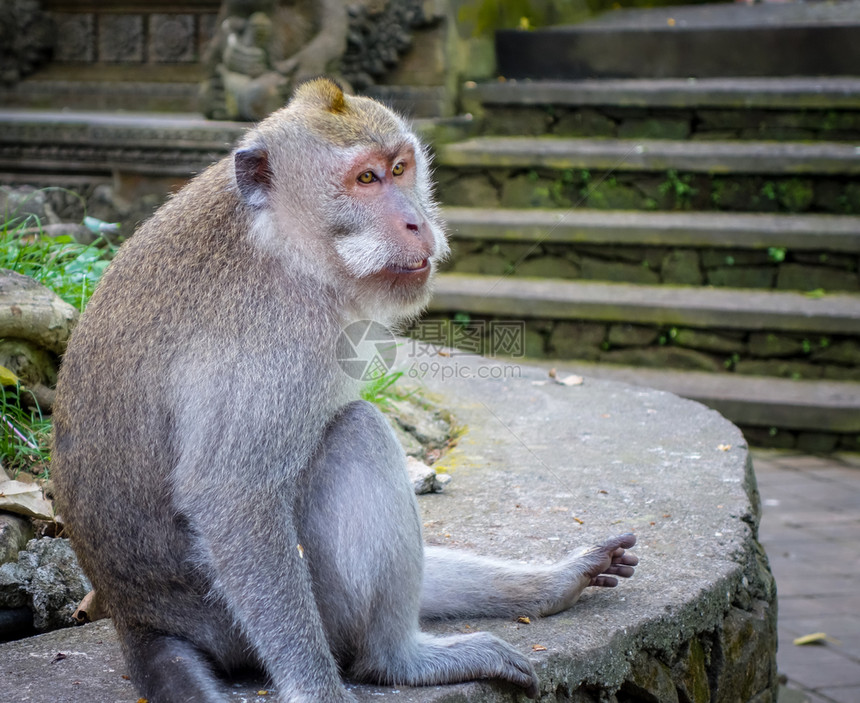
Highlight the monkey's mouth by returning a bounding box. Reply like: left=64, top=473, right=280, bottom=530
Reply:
left=386, top=258, right=430, bottom=275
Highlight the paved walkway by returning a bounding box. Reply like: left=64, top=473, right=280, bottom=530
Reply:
left=753, top=450, right=860, bottom=703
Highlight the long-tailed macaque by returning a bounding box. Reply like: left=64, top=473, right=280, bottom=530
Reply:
left=52, top=78, right=637, bottom=703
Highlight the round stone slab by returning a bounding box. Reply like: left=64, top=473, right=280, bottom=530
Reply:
left=0, top=355, right=776, bottom=702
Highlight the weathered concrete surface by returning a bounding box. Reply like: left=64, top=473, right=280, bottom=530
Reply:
left=0, top=356, right=776, bottom=702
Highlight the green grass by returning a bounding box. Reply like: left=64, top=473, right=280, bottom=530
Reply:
left=0, top=385, right=52, bottom=478
left=1, top=211, right=116, bottom=311
left=1, top=200, right=117, bottom=476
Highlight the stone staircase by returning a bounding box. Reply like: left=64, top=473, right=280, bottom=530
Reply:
left=419, top=6, right=860, bottom=452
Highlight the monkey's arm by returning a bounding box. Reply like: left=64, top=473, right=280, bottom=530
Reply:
left=419, top=534, right=638, bottom=620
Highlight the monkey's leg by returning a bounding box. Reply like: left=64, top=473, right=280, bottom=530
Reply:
left=419, top=534, right=638, bottom=620
left=301, top=400, right=540, bottom=699
left=119, top=628, right=228, bottom=703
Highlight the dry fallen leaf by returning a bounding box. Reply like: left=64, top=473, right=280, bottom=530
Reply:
left=572, top=516, right=584, bottom=525
left=0, top=480, right=54, bottom=519
left=532, top=644, right=547, bottom=652
left=296, top=544, right=304, bottom=559
left=717, top=444, right=732, bottom=452
left=73, top=590, right=108, bottom=624
left=554, top=374, right=584, bottom=387
left=793, top=632, right=841, bottom=646
left=517, top=616, right=531, bottom=624
left=0, top=365, right=20, bottom=386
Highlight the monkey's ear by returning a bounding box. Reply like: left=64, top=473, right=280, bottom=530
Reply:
left=234, top=147, right=273, bottom=208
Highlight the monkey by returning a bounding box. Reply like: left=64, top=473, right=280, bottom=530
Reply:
left=51, top=78, right=638, bottom=703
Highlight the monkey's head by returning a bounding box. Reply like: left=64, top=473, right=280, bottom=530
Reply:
left=233, top=77, right=449, bottom=326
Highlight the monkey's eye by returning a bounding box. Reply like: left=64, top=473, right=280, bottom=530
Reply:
left=392, top=162, right=405, bottom=177
left=357, top=170, right=377, bottom=184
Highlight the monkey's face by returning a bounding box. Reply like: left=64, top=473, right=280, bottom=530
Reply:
left=326, top=138, right=447, bottom=321
left=233, top=78, right=448, bottom=325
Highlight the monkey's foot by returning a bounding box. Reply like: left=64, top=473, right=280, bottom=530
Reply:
left=586, top=533, right=638, bottom=588
left=539, top=533, right=638, bottom=616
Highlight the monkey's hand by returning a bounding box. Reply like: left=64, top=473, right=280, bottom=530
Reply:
left=539, top=533, right=638, bottom=617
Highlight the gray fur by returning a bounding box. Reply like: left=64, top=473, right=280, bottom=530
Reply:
left=51, top=79, right=636, bottom=703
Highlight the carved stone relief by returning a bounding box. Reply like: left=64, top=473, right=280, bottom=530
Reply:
left=0, top=0, right=56, bottom=84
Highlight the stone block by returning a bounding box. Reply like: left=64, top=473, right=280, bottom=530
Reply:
left=438, top=174, right=498, bottom=207
left=149, top=14, right=196, bottom=63
left=711, top=177, right=761, bottom=212
left=701, top=250, right=772, bottom=268
left=448, top=240, right=483, bottom=258
left=617, top=116, right=691, bottom=140
left=98, top=15, right=144, bottom=63
left=813, top=340, right=860, bottom=365
left=607, top=324, right=659, bottom=347
left=674, top=329, right=746, bottom=354
left=500, top=173, right=559, bottom=208
left=734, top=360, right=823, bottom=380
left=673, top=639, right=711, bottom=703
left=514, top=256, right=580, bottom=279
left=621, top=652, right=679, bottom=703
left=483, top=107, right=552, bottom=136
left=713, top=602, right=777, bottom=703
left=748, top=333, right=806, bottom=358
left=706, top=267, right=776, bottom=288
left=821, top=365, right=860, bottom=381
left=776, top=264, right=859, bottom=292
left=791, top=252, right=856, bottom=271
left=697, top=108, right=757, bottom=131
left=53, top=13, right=95, bottom=63
left=600, top=346, right=722, bottom=372
left=580, top=257, right=660, bottom=284
left=491, top=242, right=541, bottom=263
left=548, top=321, right=606, bottom=359
left=450, top=254, right=508, bottom=276
left=554, top=108, right=617, bottom=137
left=796, top=432, right=839, bottom=453
left=576, top=245, right=666, bottom=269
left=585, top=180, right=646, bottom=210
left=776, top=178, right=815, bottom=212
left=742, top=426, right=797, bottom=449
left=662, top=250, right=703, bottom=285
left=523, top=327, right=547, bottom=357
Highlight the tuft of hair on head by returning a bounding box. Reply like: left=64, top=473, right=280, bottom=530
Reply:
left=293, top=77, right=349, bottom=115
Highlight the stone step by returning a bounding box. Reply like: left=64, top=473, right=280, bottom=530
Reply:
left=462, top=78, right=860, bottom=142
left=428, top=273, right=860, bottom=335
left=516, top=359, right=860, bottom=445
left=496, top=1, right=860, bottom=80
left=466, top=78, right=860, bottom=112
left=436, top=136, right=860, bottom=176
left=443, top=207, right=860, bottom=253
left=435, top=136, right=860, bottom=216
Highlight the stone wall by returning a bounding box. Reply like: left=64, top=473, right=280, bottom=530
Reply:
left=442, top=237, right=860, bottom=292
left=474, top=104, right=860, bottom=142
left=436, top=167, right=860, bottom=217
left=45, top=1, right=218, bottom=67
